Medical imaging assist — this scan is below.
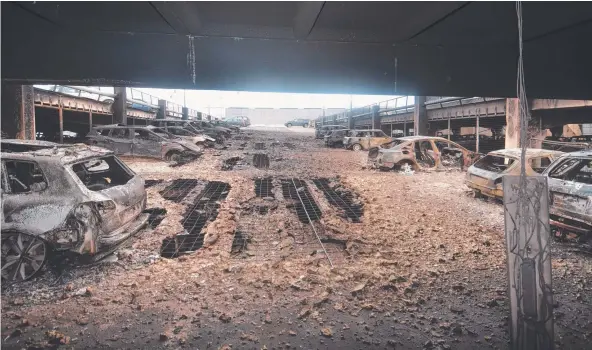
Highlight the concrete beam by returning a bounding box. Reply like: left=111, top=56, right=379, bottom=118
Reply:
left=293, top=2, right=325, bottom=39
left=113, top=87, right=127, bottom=125
left=414, top=96, right=428, bottom=136
left=1, top=85, right=35, bottom=139
left=531, top=99, right=592, bottom=110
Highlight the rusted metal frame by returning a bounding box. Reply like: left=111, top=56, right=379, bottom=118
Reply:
left=290, top=179, right=333, bottom=268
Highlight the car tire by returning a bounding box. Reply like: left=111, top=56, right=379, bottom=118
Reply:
left=286, top=123, right=292, bottom=128
left=303, top=124, right=308, bottom=128
left=165, top=150, right=182, bottom=162
left=352, top=144, right=363, bottom=152
left=1, top=232, right=48, bottom=282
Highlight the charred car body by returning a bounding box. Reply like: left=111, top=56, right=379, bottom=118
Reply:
left=542, top=151, right=592, bottom=240
left=324, top=129, right=350, bottom=147
left=150, top=119, right=224, bottom=143
left=151, top=126, right=215, bottom=147
left=86, top=125, right=202, bottom=163
left=1, top=140, right=148, bottom=282
left=315, top=125, right=347, bottom=139
left=465, top=148, right=564, bottom=199
left=369, top=136, right=479, bottom=171
left=344, top=129, right=391, bottom=151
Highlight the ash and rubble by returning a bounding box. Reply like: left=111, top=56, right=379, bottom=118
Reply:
left=2, top=129, right=591, bottom=349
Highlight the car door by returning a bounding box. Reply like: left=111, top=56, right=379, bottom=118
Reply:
left=110, top=128, right=133, bottom=155
left=132, top=129, right=163, bottom=158
left=90, top=128, right=113, bottom=149
left=414, top=140, right=437, bottom=168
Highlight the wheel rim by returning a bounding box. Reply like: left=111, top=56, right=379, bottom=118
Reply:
left=353, top=144, right=361, bottom=151
left=1, top=233, right=47, bottom=282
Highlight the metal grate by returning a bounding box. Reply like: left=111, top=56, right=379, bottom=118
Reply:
left=159, top=179, right=199, bottom=203
left=253, top=154, right=270, bottom=169
left=160, top=181, right=231, bottom=258
left=254, top=177, right=274, bottom=198
left=144, top=179, right=163, bottom=188
left=312, top=178, right=364, bottom=223
left=144, top=208, right=167, bottom=229
left=281, top=179, right=321, bottom=223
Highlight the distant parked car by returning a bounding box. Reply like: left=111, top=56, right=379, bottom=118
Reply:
left=150, top=119, right=223, bottom=143
left=324, top=129, right=350, bottom=147
left=543, top=150, right=592, bottom=239
left=465, top=148, right=564, bottom=199
left=86, top=125, right=202, bottom=162
left=343, top=129, right=391, bottom=151
left=222, top=116, right=250, bottom=128
left=368, top=136, right=480, bottom=171
left=315, top=125, right=348, bottom=139
left=285, top=119, right=311, bottom=127
left=1, top=140, right=148, bottom=282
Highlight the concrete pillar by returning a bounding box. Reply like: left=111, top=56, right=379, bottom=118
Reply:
left=58, top=106, right=64, bottom=144
left=403, top=121, right=407, bottom=136
left=476, top=115, right=480, bottom=153
left=1, top=85, right=35, bottom=139
left=196, top=111, right=202, bottom=121
left=88, top=111, right=93, bottom=132
left=348, top=112, right=355, bottom=129
left=447, top=117, right=451, bottom=141
left=182, top=107, right=189, bottom=120
left=157, top=99, right=167, bottom=119
left=505, top=98, right=520, bottom=148
left=113, top=87, right=127, bottom=125
left=372, top=105, right=381, bottom=130
left=413, top=96, right=428, bottom=136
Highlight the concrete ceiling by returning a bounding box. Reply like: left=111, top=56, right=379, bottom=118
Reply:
left=2, top=2, right=592, bottom=98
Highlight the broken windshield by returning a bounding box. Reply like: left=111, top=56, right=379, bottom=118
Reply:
left=72, top=156, right=133, bottom=191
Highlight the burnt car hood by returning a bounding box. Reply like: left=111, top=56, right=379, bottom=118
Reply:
left=174, top=140, right=202, bottom=154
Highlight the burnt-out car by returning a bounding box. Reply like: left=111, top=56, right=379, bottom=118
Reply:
left=344, top=129, right=392, bottom=151
left=87, top=125, right=202, bottom=162
left=542, top=151, right=592, bottom=239
left=369, top=136, right=479, bottom=170
left=1, top=140, right=148, bottom=282
left=465, top=148, right=564, bottom=199
left=150, top=119, right=224, bottom=143
left=324, top=128, right=350, bottom=147
left=150, top=126, right=216, bottom=147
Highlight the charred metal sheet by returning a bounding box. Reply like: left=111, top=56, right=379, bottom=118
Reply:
left=281, top=179, right=321, bottom=223
left=221, top=156, right=245, bottom=171
left=313, top=178, right=363, bottom=222
left=159, top=179, right=199, bottom=203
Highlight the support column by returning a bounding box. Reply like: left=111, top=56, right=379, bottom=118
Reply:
left=505, top=98, right=520, bottom=148
left=447, top=117, right=451, bottom=141
left=1, top=85, right=36, bottom=139
left=372, top=105, right=381, bottom=130
left=476, top=115, right=480, bottom=153
left=88, top=111, right=93, bottom=132
left=182, top=107, right=189, bottom=120
left=58, top=105, right=64, bottom=144
left=413, top=96, right=428, bottom=136
left=157, top=99, right=167, bottom=119
left=113, top=87, right=127, bottom=125
left=403, top=121, right=407, bottom=136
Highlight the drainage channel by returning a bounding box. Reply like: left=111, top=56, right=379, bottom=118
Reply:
left=281, top=179, right=322, bottom=223
left=312, top=178, right=364, bottom=222
left=160, top=181, right=231, bottom=258
left=159, top=179, right=199, bottom=203
left=255, top=177, right=274, bottom=198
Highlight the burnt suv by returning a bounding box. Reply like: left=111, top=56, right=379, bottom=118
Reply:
left=1, top=140, right=148, bottom=282
left=87, top=125, right=202, bottom=162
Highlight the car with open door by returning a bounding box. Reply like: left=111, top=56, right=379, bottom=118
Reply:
left=1, top=140, right=149, bottom=282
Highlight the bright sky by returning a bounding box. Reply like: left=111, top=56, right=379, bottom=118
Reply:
left=139, top=88, right=398, bottom=111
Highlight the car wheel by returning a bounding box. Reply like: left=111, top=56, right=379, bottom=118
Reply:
left=1, top=232, right=48, bottom=282
left=286, top=123, right=292, bottom=128
left=303, top=124, right=308, bottom=128
left=352, top=144, right=363, bottom=152
left=165, top=150, right=182, bottom=162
